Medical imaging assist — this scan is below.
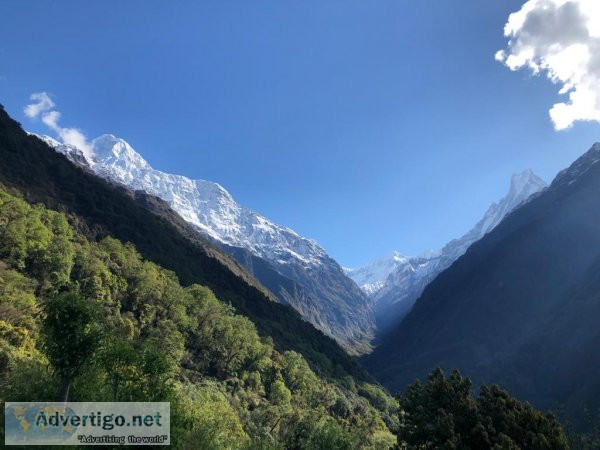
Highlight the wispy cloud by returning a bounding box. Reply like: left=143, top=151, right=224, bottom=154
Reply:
left=24, top=92, right=93, bottom=155
left=24, top=92, right=55, bottom=118
left=496, top=0, right=600, bottom=130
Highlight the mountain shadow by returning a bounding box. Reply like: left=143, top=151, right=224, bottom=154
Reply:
left=365, top=143, right=600, bottom=429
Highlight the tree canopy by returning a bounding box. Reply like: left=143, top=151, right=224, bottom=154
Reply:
left=396, top=368, right=569, bottom=449
left=0, top=186, right=396, bottom=448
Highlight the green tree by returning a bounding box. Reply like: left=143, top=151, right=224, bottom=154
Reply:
left=0, top=192, right=32, bottom=270
left=212, top=314, right=266, bottom=376
left=285, top=414, right=358, bottom=450
left=397, top=368, right=569, bottom=449
left=478, top=384, right=570, bottom=450
left=41, top=291, right=103, bottom=401
left=100, top=337, right=137, bottom=401
left=281, top=351, right=319, bottom=393
left=269, top=379, right=291, bottom=406
left=171, top=383, right=249, bottom=449
left=0, top=267, right=39, bottom=363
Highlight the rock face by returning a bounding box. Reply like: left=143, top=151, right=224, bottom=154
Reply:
left=365, top=143, right=600, bottom=428
left=40, top=134, right=374, bottom=353
left=347, top=170, right=547, bottom=335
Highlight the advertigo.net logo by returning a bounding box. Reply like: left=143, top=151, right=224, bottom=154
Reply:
left=5, top=402, right=170, bottom=446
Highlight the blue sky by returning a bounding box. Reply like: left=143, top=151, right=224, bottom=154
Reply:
left=1, top=0, right=599, bottom=267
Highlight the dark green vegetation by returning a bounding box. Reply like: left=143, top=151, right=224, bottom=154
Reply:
left=366, top=143, right=600, bottom=434
left=396, top=368, right=568, bottom=449
left=42, top=291, right=103, bottom=402
left=0, top=187, right=397, bottom=448
left=0, top=104, right=365, bottom=381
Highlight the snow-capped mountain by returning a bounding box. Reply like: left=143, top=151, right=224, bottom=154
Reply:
left=40, top=133, right=374, bottom=353
left=348, top=170, right=547, bottom=333
left=43, top=134, right=328, bottom=266
left=433, top=169, right=547, bottom=265
left=344, top=251, right=410, bottom=296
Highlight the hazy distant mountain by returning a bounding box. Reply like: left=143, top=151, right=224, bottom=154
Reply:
left=365, top=143, right=600, bottom=428
left=344, top=251, right=409, bottom=296
left=38, top=134, right=374, bottom=353
left=348, top=170, right=547, bottom=335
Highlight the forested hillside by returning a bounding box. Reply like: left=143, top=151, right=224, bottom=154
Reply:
left=0, top=104, right=365, bottom=381
left=0, top=186, right=397, bottom=448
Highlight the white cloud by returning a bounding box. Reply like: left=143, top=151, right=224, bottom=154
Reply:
left=496, top=0, right=600, bottom=130
left=24, top=91, right=93, bottom=156
left=41, top=110, right=92, bottom=155
left=24, top=92, right=55, bottom=118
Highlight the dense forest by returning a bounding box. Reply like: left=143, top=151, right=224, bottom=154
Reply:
left=0, top=186, right=397, bottom=448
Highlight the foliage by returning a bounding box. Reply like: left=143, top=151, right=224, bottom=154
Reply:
left=42, top=290, right=103, bottom=401
left=396, top=368, right=569, bottom=449
left=0, top=186, right=397, bottom=448
left=172, top=382, right=250, bottom=449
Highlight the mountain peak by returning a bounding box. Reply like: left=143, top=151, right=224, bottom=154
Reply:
left=509, top=169, right=547, bottom=198
left=344, top=251, right=409, bottom=296
left=510, top=169, right=534, bottom=189
left=377, top=250, right=409, bottom=264
left=90, top=134, right=150, bottom=170
left=348, top=168, right=548, bottom=331
left=472, top=169, right=547, bottom=238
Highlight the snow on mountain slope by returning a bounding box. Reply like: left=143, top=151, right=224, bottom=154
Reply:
left=40, top=133, right=374, bottom=353
left=79, top=134, right=328, bottom=266
left=348, top=170, right=547, bottom=333
left=344, top=251, right=410, bottom=296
